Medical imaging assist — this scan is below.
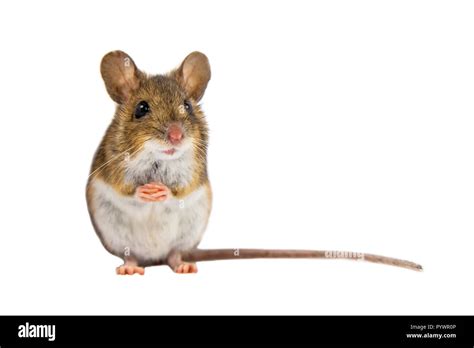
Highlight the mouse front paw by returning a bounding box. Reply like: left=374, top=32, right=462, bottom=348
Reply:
left=136, top=182, right=170, bottom=203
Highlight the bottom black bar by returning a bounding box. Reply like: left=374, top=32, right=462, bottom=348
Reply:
left=0, top=316, right=472, bottom=346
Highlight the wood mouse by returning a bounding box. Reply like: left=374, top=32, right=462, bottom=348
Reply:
left=86, top=50, right=422, bottom=275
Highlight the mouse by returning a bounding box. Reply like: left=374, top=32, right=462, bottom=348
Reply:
left=86, top=50, right=422, bottom=275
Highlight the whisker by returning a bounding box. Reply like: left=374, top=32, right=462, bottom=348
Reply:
left=100, top=138, right=153, bottom=183
left=88, top=146, right=134, bottom=179
left=89, top=136, right=154, bottom=180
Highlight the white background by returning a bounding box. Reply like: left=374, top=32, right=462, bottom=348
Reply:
left=0, top=0, right=473, bottom=315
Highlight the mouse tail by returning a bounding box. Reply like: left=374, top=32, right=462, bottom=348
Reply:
left=180, top=248, right=423, bottom=272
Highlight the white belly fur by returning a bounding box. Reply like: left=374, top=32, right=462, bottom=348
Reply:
left=90, top=178, right=210, bottom=263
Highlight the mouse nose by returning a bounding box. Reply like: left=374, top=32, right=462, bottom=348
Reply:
left=167, top=124, right=183, bottom=145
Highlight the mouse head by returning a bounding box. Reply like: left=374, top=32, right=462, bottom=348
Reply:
left=100, top=50, right=210, bottom=162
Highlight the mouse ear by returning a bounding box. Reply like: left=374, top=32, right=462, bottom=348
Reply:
left=172, top=52, right=211, bottom=101
left=100, top=51, right=141, bottom=104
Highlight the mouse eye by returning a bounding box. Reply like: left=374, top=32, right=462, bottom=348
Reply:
left=183, top=100, right=193, bottom=113
left=134, top=101, right=150, bottom=119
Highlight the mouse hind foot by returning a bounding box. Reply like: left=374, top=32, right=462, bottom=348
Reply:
left=167, top=251, right=198, bottom=274
left=116, top=259, right=145, bottom=275
left=174, top=262, right=198, bottom=274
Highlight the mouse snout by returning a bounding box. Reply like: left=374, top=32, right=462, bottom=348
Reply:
left=167, top=124, right=184, bottom=145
